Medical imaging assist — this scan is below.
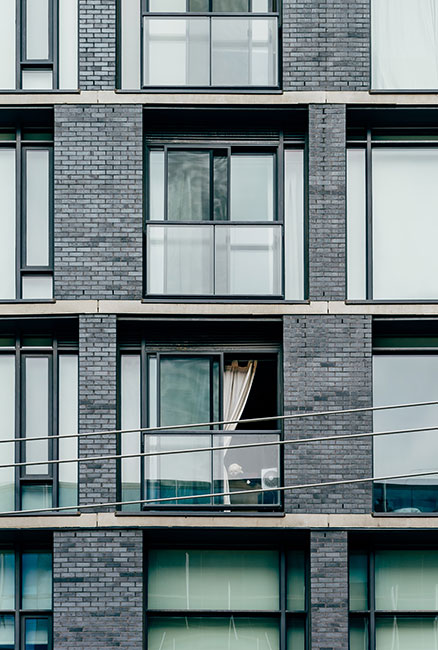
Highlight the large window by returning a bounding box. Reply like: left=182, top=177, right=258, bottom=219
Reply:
left=145, top=145, right=304, bottom=299
left=119, top=329, right=281, bottom=511
left=0, top=546, right=52, bottom=650
left=350, top=547, right=438, bottom=649
left=347, top=131, right=438, bottom=300
left=0, top=0, right=78, bottom=91
left=372, top=0, right=438, bottom=91
left=0, top=333, right=78, bottom=514
left=119, top=0, right=279, bottom=90
left=0, top=127, right=53, bottom=301
left=145, top=546, right=306, bottom=650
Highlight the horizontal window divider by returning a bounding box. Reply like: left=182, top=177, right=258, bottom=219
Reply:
left=143, top=429, right=282, bottom=435
left=146, top=221, right=282, bottom=225
left=145, top=12, right=279, bottom=16
left=20, top=61, right=54, bottom=67
left=140, top=86, right=281, bottom=93
left=143, top=295, right=286, bottom=300
left=146, top=610, right=283, bottom=616
left=141, top=505, right=282, bottom=512
left=20, top=268, right=53, bottom=273
left=371, top=611, right=438, bottom=617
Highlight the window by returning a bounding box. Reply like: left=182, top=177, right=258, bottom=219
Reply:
left=0, top=546, right=52, bottom=650
left=119, top=325, right=282, bottom=511
left=0, top=0, right=78, bottom=91
left=119, top=0, right=279, bottom=89
left=350, top=547, right=438, bottom=650
left=0, top=332, right=78, bottom=513
left=347, top=130, right=438, bottom=300
left=145, top=546, right=306, bottom=650
left=372, top=322, right=438, bottom=513
left=372, top=0, right=438, bottom=91
left=0, top=127, right=53, bottom=301
left=145, top=145, right=304, bottom=299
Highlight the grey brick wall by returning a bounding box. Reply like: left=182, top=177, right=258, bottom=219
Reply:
left=79, top=315, right=117, bottom=508
left=310, top=531, right=349, bottom=650
left=79, top=0, right=116, bottom=90
left=308, top=104, right=346, bottom=301
left=54, top=104, right=143, bottom=300
left=283, top=315, right=373, bottom=514
left=283, top=0, right=370, bottom=90
left=53, top=530, right=143, bottom=649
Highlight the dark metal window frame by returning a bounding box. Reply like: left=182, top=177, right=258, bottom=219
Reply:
left=117, top=340, right=283, bottom=513
left=0, top=127, right=54, bottom=301
left=0, top=335, right=78, bottom=512
left=144, top=542, right=308, bottom=650
left=17, top=0, right=59, bottom=90
left=0, top=544, right=53, bottom=650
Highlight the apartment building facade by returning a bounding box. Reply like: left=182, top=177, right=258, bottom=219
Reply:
left=0, top=1, right=437, bottom=648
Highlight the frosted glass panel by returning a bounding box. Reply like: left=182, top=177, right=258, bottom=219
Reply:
left=149, top=550, right=279, bottom=609
left=25, top=357, right=49, bottom=475
left=0, top=615, right=14, bottom=649
left=0, top=552, right=15, bottom=609
left=376, top=551, right=438, bottom=610
left=58, top=355, right=78, bottom=508
left=0, top=0, right=16, bottom=89
left=372, top=0, right=438, bottom=90
left=148, top=617, right=279, bottom=650
left=22, top=552, right=52, bottom=610
left=215, top=225, right=281, bottom=295
left=21, top=484, right=52, bottom=511
left=22, top=70, right=53, bottom=90
left=284, top=150, right=304, bottom=300
left=59, top=0, right=78, bottom=89
left=376, top=617, right=438, bottom=650
left=230, top=155, right=274, bottom=221
left=26, top=0, right=50, bottom=60
left=287, top=551, right=305, bottom=611
left=149, top=151, right=165, bottom=220
left=0, top=357, right=15, bottom=512
left=121, top=0, right=140, bottom=89
left=147, top=225, right=214, bottom=294
left=373, top=148, right=438, bottom=299
left=26, top=150, right=50, bottom=266
left=349, top=553, right=368, bottom=611
left=24, top=619, right=49, bottom=650
left=0, top=150, right=16, bottom=300
left=144, top=18, right=210, bottom=86
left=22, top=276, right=53, bottom=300
left=347, top=149, right=366, bottom=300
left=150, top=0, right=186, bottom=9
left=213, top=0, right=249, bottom=9
left=121, top=355, right=141, bottom=511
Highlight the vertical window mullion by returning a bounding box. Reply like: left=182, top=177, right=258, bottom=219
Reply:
left=15, top=338, right=21, bottom=510
left=51, top=0, right=58, bottom=86
left=279, top=549, right=286, bottom=650
left=15, top=549, right=20, bottom=650
left=366, top=128, right=373, bottom=301
left=369, top=551, right=375, bottom=650
left=51, top=341, right=58, bottom=508
left=16, top=129, right=22, bottom=299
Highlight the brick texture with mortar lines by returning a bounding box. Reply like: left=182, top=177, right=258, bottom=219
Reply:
left=79, top=0, right=116, bottom=90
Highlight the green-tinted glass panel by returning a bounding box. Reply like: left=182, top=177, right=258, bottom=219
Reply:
left=168, top=151, right=210, bottom=221
left=22, top=552, right=52, bottom=610
left=189, top=0, right=209, bottom=9
left=24, top=618, right=49, bottom=650
left=287, top=550, right=305, bottom=611
left=148, top=549, right=279, bottom=610
left=0, top=133, right=15, bottom=141
left=374, top=336, right=438, bottom=348
left=160, top=357, right=213, bottom=427
left=213, top=152, right=228, bottom=220
left=148, top=617, right=279, bottom=650
left=349, top=553, right=368, bottom=611
left=22, top=338, right=52, bottom=347
left=287, top=619, right=305, bottom=650
left=0, top=338, right=15, bottom=347
left=21, top=485, right=52, bottom=512
left=376, top=617, right=438, bottom=650
left=350, top=617, right=369, bottom=650
left=212, top=0, right=249, bottom=10
left=21, top=132, right=53, bottom=141
left=376, top=550, right=438, bottom=610
left=0, top=615, right=14, bottom=649
left=0, top=552, right=14, bottom=609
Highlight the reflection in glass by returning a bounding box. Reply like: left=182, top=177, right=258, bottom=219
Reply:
left=213, top=152, right=228, bottom=220
left=168, top=151, right=210, bottom=221
left=160, top=357, right=215, bottom=426
left=24, top=618, right=49, bottom=650
left=0, top=357, right=15, bottom=512
left=287, top=550, right=306, bottom=611
left=25, top=357, right=49, bottom=475
left=0, top=552, right=15, bottom=610
left=121, top=355, right=141, bottom=511
left=0, top=149, right=16, bottom=299
left=0, top=615, right=14, bottom=650
left=26, top=0, right=50, bottom=60
left=287, top=619, right=305, bottom=650
left=148, top=549, right=279, bottom=610
left=350, top=617, right=369, bottom=650
left=58, top=355, right=78, bottom=508
left=376, top=617, right=438, bottom=650
left=230, top=155, right=274, bottom=221
left=375, top=551, right=438, bottom=611
left=349, top=552, right=368, bottom=611
left=21, top=484, right=52, bottom=512
left=22, top=553, right=52, bottom=610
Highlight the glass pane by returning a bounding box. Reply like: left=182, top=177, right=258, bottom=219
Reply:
left=249, top=18, right=277, bottom=85
left=149, top=356, right=158, bottom=427
left=24, top=618, right=49, bottom=650
left=376, top=550, right=438, bottom=610
left=189, top=0, right=209, bottom=9
left=0, top=150, right=16, bottom=299
left=150, top=0, right=186, bottom=9
left=121, top=0, right=140, bottom=89
left=148, top=617, right=279, bottom=650
left=0, top=615, right=14, bottom=650
left=213, top=433, right=280, bottom=505
left=121, top=355, right=141, bottom=511
left=59, top=0, right=79, bottom=89
left=230, top=155, right=274, bottom=221
left=26, top=0, right=50, bottom=60
left=0, top=0, right=16, bottom=89
left=373, top=355, right=438, bottom=513
left=144, top=435, right=211, bottom=505
left=376, top=617, right=438, bottom=650
left=25, top=357, right=49, bottom=475
left=372, top=0, right=438, bottom=90
left=212, top=0, right=249, bottom=10
left=252, top=0, right=270, bottom=11
left=148, top=549, right=279, bottom=609
left=287, top=619, right=305, bottom=650
left=143, top=18, right=210, bottom=86
left=349, top=553, right=368, bottom=611
left=22, top=552, right=52, bottom=610
left=160, top=357, right=212, bottom=426
left=22, top=276, right=53, bottom=300
left=0, top=552, right=15, bottom=609
left=21, top=485, right=52, bottom=512
left=213, top=152, right=228, bottom=221
left=58, top=355, right=78, bottom=509
left=149, top=151, right=165, bottom=220
left=373, top=148, right=438, bottom=299
left=0, top=357, right=15, bottom=513
left=215, top=225, right=282, bottom=295
left=284, top=149, right=304, bottom=300
left=287, top=550, right=305, bottom=611
left=168, top=151, right=210, bottom=221
left=147, top=225, right=214, bottom=295
left=26, top=150, right=50, bottom=267
left=21, top=71, right=53, bottom=90
left=350, top=617, right=369, bottom=650
left=347, top=149, right=366, bottom=300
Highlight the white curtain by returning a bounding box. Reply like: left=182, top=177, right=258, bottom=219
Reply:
left=221, top=360, right=257, bottom=504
